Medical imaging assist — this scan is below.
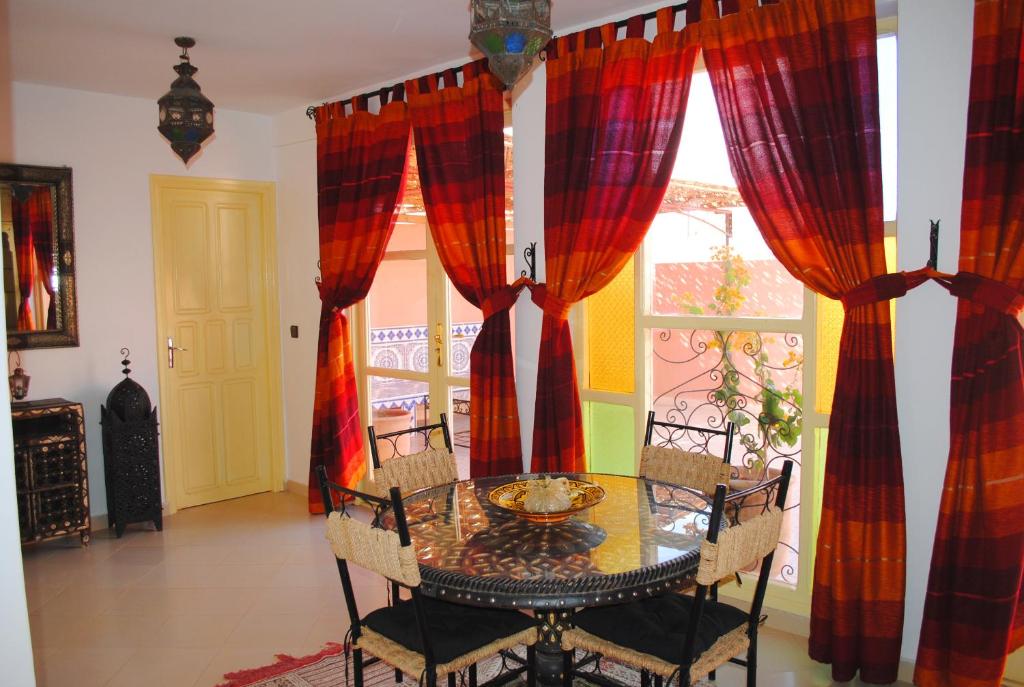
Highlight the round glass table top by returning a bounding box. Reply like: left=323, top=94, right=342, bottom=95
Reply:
left=394, top=473, right=714, bottom=610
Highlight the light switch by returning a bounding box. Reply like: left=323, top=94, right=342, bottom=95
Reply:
left=290, top=325, right=299, bottom=338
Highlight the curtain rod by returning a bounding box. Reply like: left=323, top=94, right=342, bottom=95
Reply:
left=306, top=0, right=692, bottom=120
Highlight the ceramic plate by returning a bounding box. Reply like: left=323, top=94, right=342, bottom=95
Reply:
left=487, top=478, right=606, bottom=524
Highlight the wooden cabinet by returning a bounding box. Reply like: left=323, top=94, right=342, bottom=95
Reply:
left=12, top=398, right=90, bottom=546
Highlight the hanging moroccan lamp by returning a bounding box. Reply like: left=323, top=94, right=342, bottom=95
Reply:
left=157, top=37, right=215, bottom=164
left=469, top=0, right=552, bottom=88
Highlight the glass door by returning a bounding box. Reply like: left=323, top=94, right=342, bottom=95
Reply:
left=360, top=218, right=453, bottom=466
left=356, top=126, right=515, bottom=479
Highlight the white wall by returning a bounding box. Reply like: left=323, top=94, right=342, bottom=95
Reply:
left=0, top=1, right=39, bottom=682
left=271, top=106, right=319, bottom=487
left=511, top=66, right=546, bottom=470
left=895, top=0, right=972, bottom=663
left=11, top=82, right=275, bottom=516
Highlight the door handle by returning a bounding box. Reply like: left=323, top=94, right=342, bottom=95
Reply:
left=434, top=324, right=444, bottom=368
left=167, top=336, right=188, bottom=369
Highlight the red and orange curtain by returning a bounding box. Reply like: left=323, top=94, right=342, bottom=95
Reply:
left=534, top=9, right=699, bottom=472
left=916, top=1, right=1024, bottom=684
left=30, top=189, right=56, bottom=329
left=309, top=95, right=410, bottom=513
left=406, top=62, right=523, bottom=477
left=701, top=0, right=904, bottom=682
left=10, top=186, right=52, bottom=331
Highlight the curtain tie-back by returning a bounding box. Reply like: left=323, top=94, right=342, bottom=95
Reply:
left=481, top=278, right=533, bottom=320
left=841, top=273, right=915, bottom=310
left=839, top=268, right=1023, bottom=324
left=948, top=272, right=1024, bottom=323
left=529, top=283, right=572, bottom=320
left=840, top=267, right=958, bottom=311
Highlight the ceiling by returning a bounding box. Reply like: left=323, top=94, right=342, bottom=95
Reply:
left=7, top=0, right=670, bottom=115
left=8, top=0, right=898, bottom=116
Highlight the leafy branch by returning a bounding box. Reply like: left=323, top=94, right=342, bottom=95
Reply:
left=675, top=245, right=803, bottom=475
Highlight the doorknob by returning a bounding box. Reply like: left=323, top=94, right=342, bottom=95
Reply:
left=434, top=324, right=444, bottom=368
left=167, top=336, right=188, bottom=369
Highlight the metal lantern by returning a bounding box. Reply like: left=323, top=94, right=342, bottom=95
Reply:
left=8, top=352, right=29, bottom=401
left=157, top=37, right=214, bottom=164
left=101, top=348, right=162, bottom=537
left=470, top=0, right=552, bottom=88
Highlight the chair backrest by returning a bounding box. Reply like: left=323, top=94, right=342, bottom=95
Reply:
left=678, top=460, right=793, bottom=670
left=316, top=465, right=439, bottom=665
left=643, top=411, right=735, bottom=466
left=373, top=445, right=459, bottom=495
left=639, top=445, right=733, bottom=496
left=368, top=412, right=453, bottom=468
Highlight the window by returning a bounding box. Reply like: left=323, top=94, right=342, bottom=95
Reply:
left=357, top=122, right=515, bottom=476
left=580, top=35, right=897, bottom=602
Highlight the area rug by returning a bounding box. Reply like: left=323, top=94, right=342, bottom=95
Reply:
left=215, top=645, right=673, bottom=687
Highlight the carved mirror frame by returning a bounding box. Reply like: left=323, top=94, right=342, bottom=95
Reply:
left=0, top=164, right=79, bottom=349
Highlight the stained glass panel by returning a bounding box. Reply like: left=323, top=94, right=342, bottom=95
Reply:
left=586, top=257, right=635, bottom=394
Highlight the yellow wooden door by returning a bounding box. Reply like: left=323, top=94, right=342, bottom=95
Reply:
left=1006, top=647, right=1024, bottom=685
left=151, top=176, right=284, bottom=511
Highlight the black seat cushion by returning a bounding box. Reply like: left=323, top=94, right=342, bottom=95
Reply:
left=572, top=594, right=748, bottom=666
left=363, top=597, right=537, bottom=665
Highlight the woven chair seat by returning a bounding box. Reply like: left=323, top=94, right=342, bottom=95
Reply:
left=360, top=598, right=538, bottom=674
left=563, top=594, right=749, bottom=681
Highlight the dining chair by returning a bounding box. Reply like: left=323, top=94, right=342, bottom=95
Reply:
left=368, top=412, right=459, bottom=495
left=561, top=460, right=793, bottom=687
left=640, top=411, right=736, bottom=496
left=316, top=465, right=538, bottom=687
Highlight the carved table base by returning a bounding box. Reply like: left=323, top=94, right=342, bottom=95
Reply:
left=537, top=610, right=573, bottom=687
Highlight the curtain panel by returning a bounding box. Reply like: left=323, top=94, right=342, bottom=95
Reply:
left=406, top=61, right=524, bottom=477
left=916, top=1, right=1024, bottom=684
left=10, top=187, right=42, bottom=331
left=308, top=97, right=411, bottom=513
left=533, top=9, right=699, bottom=472
left=700, top=0, right=904, bottom=682
left=30, top=188, right=56, bottom=329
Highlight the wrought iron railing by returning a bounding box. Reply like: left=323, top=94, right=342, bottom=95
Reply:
left=650, top=328, right=803, bottom=585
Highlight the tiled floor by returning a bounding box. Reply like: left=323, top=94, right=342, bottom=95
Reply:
left=22, top=491, right=907, bottom=687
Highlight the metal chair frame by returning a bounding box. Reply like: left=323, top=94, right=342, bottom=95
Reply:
left=368, top=412, right=454, bottom=468
left=316, top=465, right=535, bottom=687
left=643, top=411, right=736, bottom=466
left=564, top=460, right=793, bottom=687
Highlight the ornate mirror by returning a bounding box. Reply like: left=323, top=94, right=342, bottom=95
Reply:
left=0, top=164, right=78, bottom=349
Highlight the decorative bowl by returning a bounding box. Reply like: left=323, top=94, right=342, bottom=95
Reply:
left=487, top=478, right=606, bottom=524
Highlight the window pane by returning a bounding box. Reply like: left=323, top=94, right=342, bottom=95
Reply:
left=368, top=376, right=429, bottom=461
left=648, top=72, right=803, bottom=319
left=449, top=386, right=470, bottom=478
left=651, top=327, right=803, bottom=585
left=583, top=402, right=635, bottom=475
left=367, top=257, right=429, bottom=373
left=587, top=257, right=635, bottom=394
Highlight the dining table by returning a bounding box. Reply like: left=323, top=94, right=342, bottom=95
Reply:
left=393, top=472, right=716, bottom=687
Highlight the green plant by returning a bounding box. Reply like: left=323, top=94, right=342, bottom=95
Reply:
left=676, top=245, right=803, bottom=475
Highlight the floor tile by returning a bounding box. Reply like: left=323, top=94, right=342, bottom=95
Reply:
left=106, top=647, right=218, bottom=687
left=142, top=614, right=246, bottom=650
left=223, top=611, right=319, bottom=650
left=32, top=647, right=134, bottom=687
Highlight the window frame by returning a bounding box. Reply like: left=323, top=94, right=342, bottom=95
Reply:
left=573, top=24, right=897, bottom=617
